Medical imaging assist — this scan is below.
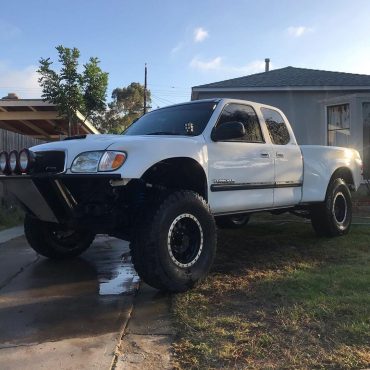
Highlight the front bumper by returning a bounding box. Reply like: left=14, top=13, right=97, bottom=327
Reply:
left=0, top=174, right=121, bottom=223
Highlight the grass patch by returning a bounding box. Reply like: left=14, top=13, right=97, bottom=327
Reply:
left=0, top=204, right=24, bottom=230
left=172, top=214, right=370, bottom=369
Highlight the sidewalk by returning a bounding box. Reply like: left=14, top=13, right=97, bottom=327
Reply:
left=113, top=283, right=175, bottom=370
left=0, top=225, right=24, bottom=244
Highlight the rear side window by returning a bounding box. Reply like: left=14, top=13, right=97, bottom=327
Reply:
left=261, top=108, right=290, bottom=145
left=217, top=103, right=264, bottom=143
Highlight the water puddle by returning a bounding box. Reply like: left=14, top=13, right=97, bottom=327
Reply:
left=99, top=265, right=139, bottom=295
left=94, top=235, right=140, bottom=296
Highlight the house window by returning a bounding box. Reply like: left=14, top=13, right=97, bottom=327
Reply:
left=362, top=102, right=370, bottom=178
left=327, top=104, right=350, bottom=147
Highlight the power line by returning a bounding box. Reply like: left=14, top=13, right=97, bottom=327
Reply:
left=150, top=90, right=190, bottom=96
left=147, top=83, right=192, bottom=89
left=151, top=94, right=177, bottom=105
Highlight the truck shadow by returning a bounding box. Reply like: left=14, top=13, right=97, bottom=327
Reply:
left=213, top=217, right=327, bottom=275
left=0, top=236, right=137, bottom=346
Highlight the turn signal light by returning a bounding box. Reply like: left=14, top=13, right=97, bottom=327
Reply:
left=98, top=151, right=126, bottom=172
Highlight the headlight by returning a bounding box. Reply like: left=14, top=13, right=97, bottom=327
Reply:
left=71, top=151, right=126, bottom=173
left=0, top=151, right=9, bottom=174
left=9, top=150, right=20, bottom=173
left=71, top=151, right=103, bottom=173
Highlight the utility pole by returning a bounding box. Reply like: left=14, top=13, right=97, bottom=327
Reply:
left=143, top=63, right=147, bottom=114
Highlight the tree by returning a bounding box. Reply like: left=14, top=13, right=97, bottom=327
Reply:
left=38, top=45, right=108, bottom=136
left=94, top=82, right=151, bottom=134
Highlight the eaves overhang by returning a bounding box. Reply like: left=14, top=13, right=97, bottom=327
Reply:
left=192, top=86, right=370, bottom=92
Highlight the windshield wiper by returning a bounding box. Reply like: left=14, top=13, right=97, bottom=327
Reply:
left=145, top=131, right=178, bottom=135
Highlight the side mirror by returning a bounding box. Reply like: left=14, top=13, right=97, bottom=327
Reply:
left=211, top=121, right=245, bottom=141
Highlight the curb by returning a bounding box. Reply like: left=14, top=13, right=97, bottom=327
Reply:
left=0, top=226, right=24, bottom=245
left=112, top=283, right=175, bottom=370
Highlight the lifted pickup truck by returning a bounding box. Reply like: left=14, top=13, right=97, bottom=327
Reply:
left=0, top=99, right=363, bottom=292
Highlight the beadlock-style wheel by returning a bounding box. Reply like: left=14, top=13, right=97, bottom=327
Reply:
left=332, top=192, right=347, bottom=225
left=167, top=213, right=204, bottom=268
left=129, top=191, right=217, bottom=292
left=24, top=214, right=95, bottom=259
left=311, top=178, right=352, bottom=237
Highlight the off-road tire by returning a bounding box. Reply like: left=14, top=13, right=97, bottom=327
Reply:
left=24, top=214, right=95, bottom=259
left=130, top=190, right=217, bottom=292
left=311, top=178, right=352, bottom=237
left=216, top=214, right=250, bottom=229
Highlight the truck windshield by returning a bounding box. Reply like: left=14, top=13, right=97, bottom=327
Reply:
left=123, top=101, right=218, bottom=136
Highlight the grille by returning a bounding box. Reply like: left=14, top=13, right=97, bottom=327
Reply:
left=33, top=151, right=66, bottom=174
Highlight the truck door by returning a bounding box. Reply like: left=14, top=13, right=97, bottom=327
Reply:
left=261, top=107, right=303, bottom=207
left=207, top=103, right=274, bottom=214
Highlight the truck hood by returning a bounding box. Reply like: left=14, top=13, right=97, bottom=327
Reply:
left=31, top=134, right=120, bottom=152
left=30, top=134, right=207, bottom=176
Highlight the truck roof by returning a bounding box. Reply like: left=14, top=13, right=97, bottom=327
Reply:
left=152, top=98, right=283, bottom=113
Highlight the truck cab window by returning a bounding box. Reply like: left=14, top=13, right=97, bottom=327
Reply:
left=261, top=108, right=290, bottom=145
left=217, top=103, right=264, bottom=143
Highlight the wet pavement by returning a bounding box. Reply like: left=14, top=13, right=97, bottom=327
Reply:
left=0, top=234, right=139, bottom=369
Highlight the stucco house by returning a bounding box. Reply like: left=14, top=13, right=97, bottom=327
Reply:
left=192, top=66, right=370, bottom=178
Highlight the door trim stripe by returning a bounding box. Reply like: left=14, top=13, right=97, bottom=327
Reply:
left=210, top=182, right=302, bottom=192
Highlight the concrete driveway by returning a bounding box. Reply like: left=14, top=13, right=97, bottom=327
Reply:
left=0, top=233, right=138, bottom=370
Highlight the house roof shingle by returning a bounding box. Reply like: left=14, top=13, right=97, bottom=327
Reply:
left=193, top=66, right=370, bottom=89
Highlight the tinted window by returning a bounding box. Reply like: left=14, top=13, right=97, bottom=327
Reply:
left=261, top=108, right=290, bottom=145
left=124, top=101, right=217, bottom=136
left=217, top=103, right=263, bottom=142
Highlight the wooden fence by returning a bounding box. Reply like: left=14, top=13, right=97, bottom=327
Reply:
left=0, top=129, right=44, bottom=202
left=0, top=129, right=44, bottom=152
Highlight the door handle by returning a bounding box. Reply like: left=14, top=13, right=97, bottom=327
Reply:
left=276, top=152, right=284, bottom=158
left=260, top=152, right=270, bottom=158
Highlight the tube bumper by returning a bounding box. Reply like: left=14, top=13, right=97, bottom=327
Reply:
left=0, top=174, right=121, bottom=223
left=4, top=178, right=58, bottom=222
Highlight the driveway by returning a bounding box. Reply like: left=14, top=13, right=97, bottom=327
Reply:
left=0, top=234, right=138, bottom=370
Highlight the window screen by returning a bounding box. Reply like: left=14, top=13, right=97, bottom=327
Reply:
left=217, top=103, right=263, bottom=142
left=261, top=108, right=290, bottom=145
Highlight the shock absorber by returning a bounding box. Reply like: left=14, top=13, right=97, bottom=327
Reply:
left=126, top=179, right=147, bottom=224
left=133, top=180, right=147, bottom=209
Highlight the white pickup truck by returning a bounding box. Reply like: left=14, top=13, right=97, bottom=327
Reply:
left=0, top=99, right=363, bottom=292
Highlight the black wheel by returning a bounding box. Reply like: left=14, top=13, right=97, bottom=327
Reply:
left=311, top=178, right=352, bottom=237
left=216, top=214, right=250, bottom=229
left=24, top=214, right=95, bottom=259
left=130, top=191, right=217, bottom=292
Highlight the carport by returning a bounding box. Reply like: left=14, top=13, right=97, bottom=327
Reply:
left=0, top=96, right=99, bottom=141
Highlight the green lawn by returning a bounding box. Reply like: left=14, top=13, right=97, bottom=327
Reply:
left=172, top=215, right=370, bottom=369
left=0, top=205, right=24, bottom=230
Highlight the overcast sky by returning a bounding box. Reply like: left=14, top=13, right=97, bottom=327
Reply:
left=1, top=0, right=370, bottom=107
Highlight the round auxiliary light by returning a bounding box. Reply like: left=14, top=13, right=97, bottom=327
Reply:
left=0, top=151, right=9, bottom=174
left=9, top=150, right=20, bottom=174
left=19, top=148, right=35, bottom=173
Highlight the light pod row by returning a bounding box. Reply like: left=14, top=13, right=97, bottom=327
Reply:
left=0, top=149, right=35, bottom=174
